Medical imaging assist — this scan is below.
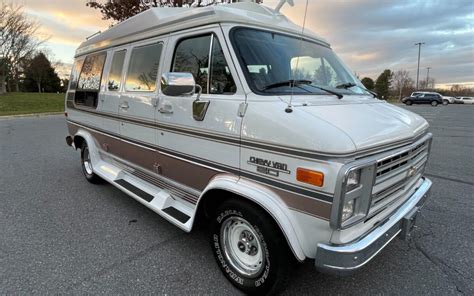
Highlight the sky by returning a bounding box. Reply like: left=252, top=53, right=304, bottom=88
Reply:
left=18, top=0, right=474, bottom=88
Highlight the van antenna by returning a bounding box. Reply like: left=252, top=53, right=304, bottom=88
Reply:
left=286, top=0, right=309, bottom=113
left=275, top=0, right=295, bottom=14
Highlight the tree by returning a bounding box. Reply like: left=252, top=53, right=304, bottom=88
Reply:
left=0, top=3, right=45, bottom=92
left=418, top=77, right=435, bottom=90
left=374, top=69, right=393, bottom=100
left=22, top=52, right=61, bottom=93
left=392, top=70, right=413, bottom=100
left=87, top=0, right=263, bottom=23
left=361, top=77, right=374, bottom=90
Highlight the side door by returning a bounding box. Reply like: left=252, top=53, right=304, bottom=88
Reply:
left=98, top=47, right=128, bottom=136
left=156, top=27, right=245, bottom=192
left=118, top=38, right=167, bottom=171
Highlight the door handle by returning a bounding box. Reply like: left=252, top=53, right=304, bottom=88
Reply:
left=120, top=102, right=129, bottom=110
left=158, top=102, right=173, bottom=114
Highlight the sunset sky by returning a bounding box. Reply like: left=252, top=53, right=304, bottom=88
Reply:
left=19, top=0, right=474, bottom=88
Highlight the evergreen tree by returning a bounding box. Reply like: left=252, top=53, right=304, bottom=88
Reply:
left=22, top=52, right=61, bottom=93
left=374, top=69, right=393, bottom=100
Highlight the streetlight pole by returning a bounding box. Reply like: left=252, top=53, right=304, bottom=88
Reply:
left=415, top=42, right=425, bottom=90
left=426, top=67, right=431, bottom=89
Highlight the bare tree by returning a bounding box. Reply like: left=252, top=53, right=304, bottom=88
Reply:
left=418, top=77, right=436, bottom=90
left=392, top=70, right=413, bottom=100
left=0, top=2, right=45, bottom=92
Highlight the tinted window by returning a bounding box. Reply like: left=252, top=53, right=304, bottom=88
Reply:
left=69, top=58, right=84, bottom=90
left=125, top=43, right=162, bottom=91
left=78, top=52, right=106, bottom=90
left=209, top=38, right=236, bottom=94
left=173, top=35, right=211, bottom=94
left=172, top=35, right=236, bottom=95
left=108, top=50, right=126, bottom=91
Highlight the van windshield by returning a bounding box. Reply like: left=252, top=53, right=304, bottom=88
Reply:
left=231, top=28, right=369, bottom=96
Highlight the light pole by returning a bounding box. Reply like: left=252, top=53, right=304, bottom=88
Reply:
left=415, top=42, right=425, bottom=90
left=426, top=67, right=431, bottom=89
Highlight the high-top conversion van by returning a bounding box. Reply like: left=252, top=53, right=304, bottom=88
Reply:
left=65, top=3, right=432, bottom=294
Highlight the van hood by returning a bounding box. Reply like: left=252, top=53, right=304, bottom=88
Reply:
left=295, top=98, right=429, bottom=152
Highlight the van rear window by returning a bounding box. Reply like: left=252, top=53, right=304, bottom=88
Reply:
left=78, top=52, right=106, bottom=91
left=75, top=52, right=106, bottom=108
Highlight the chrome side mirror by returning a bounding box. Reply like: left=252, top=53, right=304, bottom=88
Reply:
left=161, top=72, right=196, bottom=96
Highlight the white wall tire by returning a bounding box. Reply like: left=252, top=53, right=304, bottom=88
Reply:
left=210, top=199, right=292, bottom=295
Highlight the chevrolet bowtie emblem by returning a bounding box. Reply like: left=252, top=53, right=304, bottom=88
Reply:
left=408, top=166, right=417, bottom=177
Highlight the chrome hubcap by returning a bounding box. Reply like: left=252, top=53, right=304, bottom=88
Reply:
left=83, top=147, right=93, bottom=175
left=221, top=217, right=264, bottom=277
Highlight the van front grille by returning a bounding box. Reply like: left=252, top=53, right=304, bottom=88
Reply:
left=368, top=137, right=430, bottom=216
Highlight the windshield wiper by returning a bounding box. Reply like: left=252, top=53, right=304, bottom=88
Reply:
left=336, top=82, right=377, bottom=98
left=306, top=84, right=344, bottom=99
left=262, top=79, right=312, bottom=91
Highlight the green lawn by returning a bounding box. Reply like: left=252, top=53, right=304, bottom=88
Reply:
left=0, top=92, right=65, bottom=116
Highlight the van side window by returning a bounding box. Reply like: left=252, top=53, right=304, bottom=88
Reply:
left=69, top=58, right=84, bottom=90
left=75, top=52, right=106, bottom=108
left=209, top=38, right=236, bottom=94
left=125, top=43, right=163, bottom=91
left=108, top=50, right=126, bottom=91
left=172, top=34, right=236, bottom=95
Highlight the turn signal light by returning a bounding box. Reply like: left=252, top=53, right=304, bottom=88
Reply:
left=296, top=168, right=324, bottom=187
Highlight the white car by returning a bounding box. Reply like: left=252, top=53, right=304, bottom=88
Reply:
left=459, top=97, right=474, bottom=104
left=442, top=96, right=455, bottom=104
left=64, top=3, right=432, bottom=294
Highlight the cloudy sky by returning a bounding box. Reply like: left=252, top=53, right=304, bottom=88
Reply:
left=20, top=0, right=474, bottom=88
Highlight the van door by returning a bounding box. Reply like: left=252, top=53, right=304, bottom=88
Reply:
left=156, top=28, right=244, bottom=192
left=118, top=39, right=166, bottom=171
left=98, top=47, right=128, bottom=136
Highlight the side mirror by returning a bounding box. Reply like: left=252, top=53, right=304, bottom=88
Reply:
left=161, top=72, right=196, bottom=96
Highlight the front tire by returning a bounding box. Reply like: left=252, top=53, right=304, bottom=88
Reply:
left=210, top=199, right=292, bottom=295
left=405, top=100, right=413, bottom=105
left=431, top=100, right=438, bottom=106
left=442, top=100, right=448, bottom=105
left=80, top=142, right=102, bottom=184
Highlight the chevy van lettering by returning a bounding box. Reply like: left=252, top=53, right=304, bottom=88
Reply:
left=248, top=156, right=290, bottom=177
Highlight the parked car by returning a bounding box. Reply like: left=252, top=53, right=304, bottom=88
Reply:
left=64, top=3, right=432, bottom=294
left=459, top=97, right=474, bottom=104
left=402, top=93, right=444, bottom=106
left=442, top=96, right=455, bottom=104
left=453, top=97, right=464, bottom=104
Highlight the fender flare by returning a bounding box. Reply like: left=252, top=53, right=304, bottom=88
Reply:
left=198, top=174, right=306, bottom=261
left=72, top=128, right=101, bottom=169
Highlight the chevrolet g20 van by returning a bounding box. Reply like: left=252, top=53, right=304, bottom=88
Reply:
left=65, top=3, right=432, bottom=294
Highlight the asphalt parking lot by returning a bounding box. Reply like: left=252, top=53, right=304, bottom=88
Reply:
left=1, top=104, right=473, bottom=295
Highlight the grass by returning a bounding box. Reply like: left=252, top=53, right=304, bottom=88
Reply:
left=0, top=92, right=65, bottom=116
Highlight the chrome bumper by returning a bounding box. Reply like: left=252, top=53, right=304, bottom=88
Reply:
left=315, top=177, right=432, bottom=275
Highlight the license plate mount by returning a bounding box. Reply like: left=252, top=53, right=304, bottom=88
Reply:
left=400, top=207, right=419, bottom=240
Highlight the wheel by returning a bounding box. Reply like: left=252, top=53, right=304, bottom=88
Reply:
left=442, top=100, right=448, bottom=105
left=431, top=101, right=438, bottom=106
left=80, top=142, right=103, bottom=184
left=210, top=199, right=292, bottom=295
left=405, top=100, right=413, bottom=105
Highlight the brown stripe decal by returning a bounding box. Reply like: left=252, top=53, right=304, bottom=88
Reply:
left=67, top=120, right=333, bottom=219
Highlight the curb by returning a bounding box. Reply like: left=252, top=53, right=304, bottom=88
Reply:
left=0, top=112, right=64, bottom=120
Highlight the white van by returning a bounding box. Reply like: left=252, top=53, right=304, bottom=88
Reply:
left=65, top=3, right=432, bottom=294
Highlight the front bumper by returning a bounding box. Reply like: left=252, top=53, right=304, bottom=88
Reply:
left=315, top=177, right=431, bottom=275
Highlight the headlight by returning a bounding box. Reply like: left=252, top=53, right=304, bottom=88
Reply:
left=341, top=199, right=355, bottom=221
left=331, top=161, right=376, bottom=229
left=346, top=169, right=360, bottom=192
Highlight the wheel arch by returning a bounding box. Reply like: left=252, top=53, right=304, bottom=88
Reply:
left=194, top=174, right=306, bottom=261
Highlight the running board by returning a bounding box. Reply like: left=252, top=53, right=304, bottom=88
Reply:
left=163, top=207, right=190, bottom=223
left=115, top=179, right=155, bottom=202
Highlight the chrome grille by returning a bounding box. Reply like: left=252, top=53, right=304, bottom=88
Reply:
left=369, top=137, right=431, bottom=216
